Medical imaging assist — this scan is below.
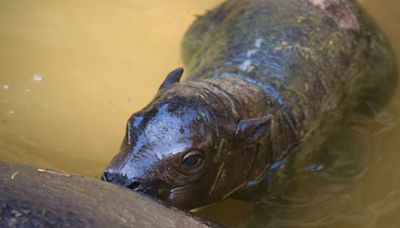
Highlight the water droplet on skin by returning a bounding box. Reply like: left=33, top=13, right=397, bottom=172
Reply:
left=255, top=38, right=264, bottom=48
left=246, top=49, right=258, bottom=57
left=304, top=164, right=324, bottom=171
left=239, top=59, right=252, bottom=71
left=246, top=180, right=258, bottom=187
left=33, top=74, right=43, bottom=82
left=270, top=161, right=283, bottom=170
left=351, top=113, right=370, bottom=124
left=376, top=111, right=398, bottom=127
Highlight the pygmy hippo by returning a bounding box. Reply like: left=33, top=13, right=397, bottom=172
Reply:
left=102, top=0, right=397, bottom=209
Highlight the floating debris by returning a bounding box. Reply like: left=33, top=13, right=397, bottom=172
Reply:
left=9, top=110, right=15, bottom=115
left=33, top=73, right=43, bottom=82
left=2, top=84, right=9, bottom=90
left=25, top=88, right=31, bottom=93
left=37, top=168, right=71, bottom=177
left=11, top=171, right=19, bottom=180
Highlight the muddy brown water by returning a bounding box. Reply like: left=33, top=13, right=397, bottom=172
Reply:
left=0, top=0, right=399, bottom=227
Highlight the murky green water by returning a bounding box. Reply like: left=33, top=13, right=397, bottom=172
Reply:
left=0, top=0, right=399, bottom=227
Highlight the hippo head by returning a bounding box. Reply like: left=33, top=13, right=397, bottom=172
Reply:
left=102, top=68, right=271, bottom=209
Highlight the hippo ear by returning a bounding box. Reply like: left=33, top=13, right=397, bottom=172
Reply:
left=159, top=67, right=184, bottom=90
left=235, top=115, right=272, bottom=145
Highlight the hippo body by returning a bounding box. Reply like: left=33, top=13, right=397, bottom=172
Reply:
left=0, top=161, right=215, bottom=227
left=103, top=0, right=397, bottom=209
left=182, top=0, right=396, bottom=158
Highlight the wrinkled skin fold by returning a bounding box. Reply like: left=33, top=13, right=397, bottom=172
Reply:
left=102, top=0, right=397, bottom=210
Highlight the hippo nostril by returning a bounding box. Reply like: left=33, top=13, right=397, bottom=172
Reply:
left=101, top=172, right=110, bottom=182
left=127, top=181, right=142, bottom=191
left=101, top=171, right=142, bottom=190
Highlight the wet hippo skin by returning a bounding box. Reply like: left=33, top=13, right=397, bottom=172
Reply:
left=0, top=161, right=217, bottom=227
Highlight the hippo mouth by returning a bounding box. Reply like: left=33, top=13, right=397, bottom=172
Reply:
left=129, top=180, right=176, bottom=203
left=168, top=184, right=202, bottom=209
left=101, top=172, right=168, bottom=199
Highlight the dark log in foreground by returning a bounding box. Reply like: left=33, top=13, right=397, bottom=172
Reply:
left=0, top=161, right=217, bottom=228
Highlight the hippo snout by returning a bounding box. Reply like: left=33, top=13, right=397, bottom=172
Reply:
left=101, top=171, right=171, bottom=200
left=101, top=171, right=143, bottom=191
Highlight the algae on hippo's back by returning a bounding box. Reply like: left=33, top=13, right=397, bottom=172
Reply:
left=102, top=0, right=397, bottom=210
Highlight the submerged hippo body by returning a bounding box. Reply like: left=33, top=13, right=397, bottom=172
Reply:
left=103, top=0, right=397, bottom=209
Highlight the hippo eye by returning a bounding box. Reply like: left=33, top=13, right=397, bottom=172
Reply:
left=181, top=151, right=204, bottom=170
